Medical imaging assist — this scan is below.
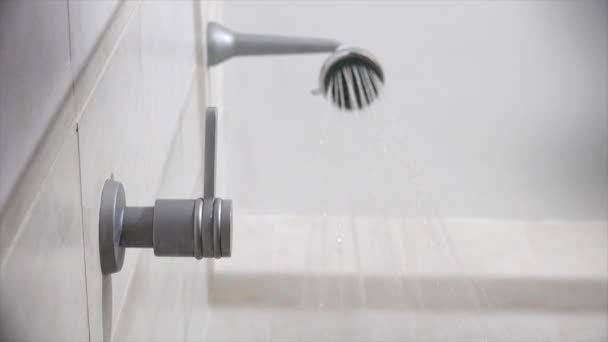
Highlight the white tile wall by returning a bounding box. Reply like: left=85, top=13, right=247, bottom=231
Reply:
left=67, top=0, right=121, bottom=77
left=76, top=1, right=209, bottom=340
left=1, top=1, right=217, bottom=341
left=67, top=0, right=133, bottom=112
left=0, top=2, right=89, bottom=341
left=0, top=133, right=89, bottom=341
left=110, top=85, right=211, bottom=341
left=0, top=1, right=75, bottom=258
left=77, top=5, right=143, bottom=340
left=2, top=2, right=606, bottom=342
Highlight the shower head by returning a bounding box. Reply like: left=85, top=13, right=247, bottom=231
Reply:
left=207, top=21, right=384, bottom=111
left=319, top=47, right=384, bottom=111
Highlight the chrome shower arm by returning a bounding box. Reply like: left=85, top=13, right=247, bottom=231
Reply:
left=206, top=21, right=383, bottom=110
left=233, top=32, right=340, bottom=56
left=207, top=22, right=340, bottom=67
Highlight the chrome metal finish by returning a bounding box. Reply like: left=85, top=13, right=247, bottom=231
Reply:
left=213, top=199, right=221, bottom=258
left=207, top=22, right=340, bottom=67
left=204, top=107, right=217, bottom=199
left=121, top=206, right=154, bottom=248
left=99, top=178, right=126, bottom=275
left=193, top=198, right=203, bottom=260
left=153, top=199, right=197, bottom=257
left=206, top=22, right=384, bottom=110
left=98, top=105, right=235, bottom=274
left=99, top=179, right=233, bottom=275
left=219, top=198, right=232, bottom=257
left=319, top=47, right=384, bottom=110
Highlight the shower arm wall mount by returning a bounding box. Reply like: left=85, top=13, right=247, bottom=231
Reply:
left=206, top=21, right=340, bottom=67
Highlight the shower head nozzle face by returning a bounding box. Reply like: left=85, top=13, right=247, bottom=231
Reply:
left=320, top=48, right=384, bottom=111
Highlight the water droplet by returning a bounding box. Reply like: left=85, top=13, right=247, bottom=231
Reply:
left=323, top=212, right=328, bottom=218
left=319, top=139, right=326, bottom=145
left=382, top=146, right=389, bottom=153
left=337, top=237, right=342, bottom=244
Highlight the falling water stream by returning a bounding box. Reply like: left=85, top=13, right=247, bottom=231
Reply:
left=280, top=95, right=504, bottom=341
left=208, top=97, right=608, bottom=341
left=277, top=101, right=480, bottom=340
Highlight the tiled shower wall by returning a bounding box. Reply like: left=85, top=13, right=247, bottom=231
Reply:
left=0, top=1, right=221, bottom=341
left=1, top=1, right=607, bottom=342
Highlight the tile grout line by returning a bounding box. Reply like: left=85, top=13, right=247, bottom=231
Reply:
left=75, top=123, right=93, bottom=342
left=76, top=3, right=138, bottom=341
left=66, top=1, right=92, bottom=340
left=73, top=3, right=139, bottom=125
left=0, top=1, right=137, bottom=266
left=108, top=6, right=144, bottom=341
left=0, top=1, right=135, bottom=268
left=0, top=0, right=80, bottom=270
left=0, top=132, right=70, bottom=269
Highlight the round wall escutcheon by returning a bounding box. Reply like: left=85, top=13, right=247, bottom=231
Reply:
left=99, top=178, right=126, bottom=275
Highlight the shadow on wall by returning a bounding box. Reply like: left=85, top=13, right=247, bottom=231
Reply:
left=208, top=273, right=608, bottom=313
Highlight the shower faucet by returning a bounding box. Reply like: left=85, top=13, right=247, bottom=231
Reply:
left=206, top=21, right=385, bottom=111
left=99, top=107, right=231, bottom=275
left=98, top=21, right=385, bottom=274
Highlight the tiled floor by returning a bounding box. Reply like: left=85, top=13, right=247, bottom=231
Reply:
left=206, top=215, right=608, bottom=341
